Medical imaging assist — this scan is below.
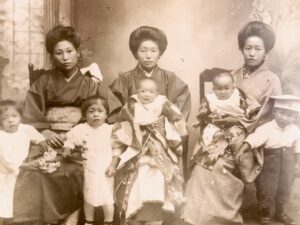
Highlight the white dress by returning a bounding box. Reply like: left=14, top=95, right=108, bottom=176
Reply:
left=0, top=124, right=44, bottom=218
left=64, top=123, right=114, bottom=206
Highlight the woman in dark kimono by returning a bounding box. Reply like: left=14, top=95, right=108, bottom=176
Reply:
left=13, top=25, right=121, bottom=225
left=182, top=21, right=282, bottom=225
left=110, top=26, right=191, bottom=120
left=109, top=26, right=191, bottom=225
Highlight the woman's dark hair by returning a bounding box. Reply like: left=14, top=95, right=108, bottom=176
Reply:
left=129, top=26, right=168, bottom=59
left=45, top=25, right=81, bottom=54
left=81, top=96, right=109, bottom=117
left=0, top=100, right=22, bottom=118
left=238, top=21, right=275, bottom=53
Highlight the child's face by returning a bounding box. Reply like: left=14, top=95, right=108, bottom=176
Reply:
left=213, top=75, right=234, bottom=100
left=0, top=106, right=21, bottom=133
left=137, top=80, right=158, bottom=104
left=273, top=108, right=298, bottom=128
left=85, top=102, right=107, bottom=127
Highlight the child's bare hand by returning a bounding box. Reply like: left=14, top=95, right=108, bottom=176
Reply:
left=105, top=165, right=117, bottom=177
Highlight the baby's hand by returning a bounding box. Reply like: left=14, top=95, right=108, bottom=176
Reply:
left=105, top=164, right=117, bottom=177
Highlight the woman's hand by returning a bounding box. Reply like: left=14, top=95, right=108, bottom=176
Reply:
left=42, top=130, right=66, bottom=148
left=62, top=147, right=72, bottom=158
left=105, top=164, right=117, bottom=177
left=21, top=160, right=40, bottom=171
left=38, top=140, right=49, bottom=152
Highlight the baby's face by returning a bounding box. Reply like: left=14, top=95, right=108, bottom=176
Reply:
left=0, top=106, right=21, bottom=133
left=213, top=76, right=234, bottom=100
left=137, top=80, right=158, bottom=104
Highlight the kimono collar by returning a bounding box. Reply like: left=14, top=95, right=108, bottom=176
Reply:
left=56, top=67, right=79, bottom=82
left=138, top=64, right=158, bottom=77
left=241, top=62, right=268, bottom=80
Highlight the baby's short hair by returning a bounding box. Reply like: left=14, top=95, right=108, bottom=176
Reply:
left=137, top=78, right=158, bottom=89
left=0, top=100, right=21, bottom=118
left=213, top=72, right=234, bottom=86
left=81, top=96, right=109, bottom=116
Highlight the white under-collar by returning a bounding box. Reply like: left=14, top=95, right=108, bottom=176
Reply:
left=139, top=64, right=155, bottom=77
left=64, top=67, right=78, bottom=82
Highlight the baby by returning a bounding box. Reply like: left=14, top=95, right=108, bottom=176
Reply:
left=0, top=100, right=46, bottom=221
left=193, top=72, right=260, bottom=170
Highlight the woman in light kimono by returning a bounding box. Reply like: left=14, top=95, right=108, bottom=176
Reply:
left=13, top=25, right=121, bottom=225
left=182, top=21, right=282, bottom=225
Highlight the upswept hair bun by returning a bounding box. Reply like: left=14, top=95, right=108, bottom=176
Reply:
left=129, top=26, right=168, bottom=58
left=238, top=21, right=275, bottom=53
left=45, top=25, right=81, bottom=54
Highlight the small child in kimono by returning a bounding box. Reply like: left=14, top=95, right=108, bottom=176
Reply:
left=239, top=95, right=300, bottom=225
left=0, top=100, right=46, bottom=223
left=111, top=78, right=187, bottom=225
left=63, top=96, right=115, bottom=225
left=192, top=72, right=259, bottom=170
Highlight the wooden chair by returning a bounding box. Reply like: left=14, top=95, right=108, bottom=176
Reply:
left=198, top=67, right=231, bottom=131
left=28, top=63, right=48, bottom=86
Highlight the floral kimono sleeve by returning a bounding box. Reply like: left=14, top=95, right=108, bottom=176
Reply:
left=111, top=121, right=133, bottom=157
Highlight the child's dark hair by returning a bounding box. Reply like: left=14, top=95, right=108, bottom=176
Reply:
left=0, top=100, right=21, bottom=118
left=213, top=72, right=234, bottom=86
left=81, top=96, right=109, bottom=116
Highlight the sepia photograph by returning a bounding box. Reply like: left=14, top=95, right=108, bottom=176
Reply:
left=0, top=0, right=300, bottom=225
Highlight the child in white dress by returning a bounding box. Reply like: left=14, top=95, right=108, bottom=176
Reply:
left=0, top=100, right=45, bottom=223
left=63, top=96, right=116, bottom=225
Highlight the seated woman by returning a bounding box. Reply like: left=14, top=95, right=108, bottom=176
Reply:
left=13, top=25, right=121, bottom=225
left=111, top=78, right=188, bottom=225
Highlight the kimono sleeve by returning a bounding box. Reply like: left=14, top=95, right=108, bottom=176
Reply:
left=109, top=74, right=129, bottom=105
left=162, top=100, right=187, bottom=137
left=97, top=81, right=122, bottom=121
left=22, top=76, right=49, bottom=129
left=111, top=122, right=133, bottom=156
left=166, top=73, right=191, bottom=120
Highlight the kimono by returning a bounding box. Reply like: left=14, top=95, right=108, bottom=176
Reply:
left=182, top=88, right=261, bottom=225
left=110, top=65, right=191, bottom=120
left=13, top=68, right=121, bottom=224
left=232, top=63, right=282, bottom=105
left=113, top=95, right=186, bottom=224
left=182, top=63, right=282, bottom=225
left=192, top=88, right=260, bottom=170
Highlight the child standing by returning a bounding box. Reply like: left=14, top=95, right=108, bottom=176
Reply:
left=0, top=100, right=46, bottom=223
left=239, top=95, right=300, bottom=225
left=111, top=78, right=187, bottom=225
left=63, top=96, right=116, bottom=225
left=182, top=72, right=261, bottom=225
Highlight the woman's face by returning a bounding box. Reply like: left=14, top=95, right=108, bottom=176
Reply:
left=136, top=40, right=160, bottom=71
left=242, top=36, right=266, bottom=68
left=52, top=40, right=79, bottom=72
